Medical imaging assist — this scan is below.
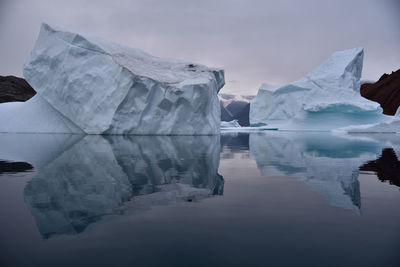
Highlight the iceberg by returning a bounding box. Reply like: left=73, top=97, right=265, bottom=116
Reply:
left=250, top=48, right=389, bottom=130
left=0, top=24, right=224, bottom=135
left=0, top=95, right=84, bottom=134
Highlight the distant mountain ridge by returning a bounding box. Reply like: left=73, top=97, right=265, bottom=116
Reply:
left=219, top=93, right=254, bottom=126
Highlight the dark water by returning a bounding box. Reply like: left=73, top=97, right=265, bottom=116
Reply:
left=0, top=132, right=399, bottom=267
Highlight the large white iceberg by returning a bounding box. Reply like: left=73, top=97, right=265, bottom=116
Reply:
left=0, top=24, right=224, bottom=135
left=250, top=48, right=389, bottom=130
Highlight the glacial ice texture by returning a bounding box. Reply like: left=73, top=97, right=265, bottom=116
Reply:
left=250, top=48, right=389, bottom=130
left=1, top=23, right=225, bottom=134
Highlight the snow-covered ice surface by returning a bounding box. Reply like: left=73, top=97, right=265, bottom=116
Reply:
left=0, top=134, right=223, bottom=238
left=0, top=23, right=225, bottom=135
left=248, top=131, right=390, bottom=212
left=250, top=48, right=390, bottom=131
left=0, top=95, right=84, bottom=134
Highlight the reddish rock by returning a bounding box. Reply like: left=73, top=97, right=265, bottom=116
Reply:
left=0, top=75, right=36, bottom=103
left=360, top=69, right=400, bottom=115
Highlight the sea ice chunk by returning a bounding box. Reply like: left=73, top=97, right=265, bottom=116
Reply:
left=221, top=119, right=241, bottom=128
left=0, top=95, right=83, bottom=134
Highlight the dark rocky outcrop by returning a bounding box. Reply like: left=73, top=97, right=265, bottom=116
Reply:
left=220, top=101, right=250, bottom=126
left=225, top=101, right=250, bottom=126
left=219, top=94, right=254, bottom=126
left=0, top=160, right=34, bottom=174
left=359, top=148, right=400, bottom=187
left=233, top=103, right=250, bottom=126
left=0, top=75, right=36, bottom=103
left=360, top=69, right=400, bottom=115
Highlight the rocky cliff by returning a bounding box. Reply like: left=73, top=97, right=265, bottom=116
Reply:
left=360, top=69, right=400, bottom=116
left=0, top=75, right=36, bottom=103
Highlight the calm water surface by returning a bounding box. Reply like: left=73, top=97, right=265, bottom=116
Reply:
left=0, top=132, right=399, bottom=267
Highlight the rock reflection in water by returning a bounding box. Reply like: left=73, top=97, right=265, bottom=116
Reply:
left=0, top=160, right=33, bottom=174
left=22, top=135, right=223, bottom=238
left=249, top=132, right=384, bottom=211
left=360, top=148, right=400, bottom=187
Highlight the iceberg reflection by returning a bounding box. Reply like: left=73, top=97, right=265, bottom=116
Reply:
left=19, top=135, right=223, bottom=238
left=249, top=132, right=384, bottom=211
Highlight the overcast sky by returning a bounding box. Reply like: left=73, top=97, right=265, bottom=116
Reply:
left=0, top=0, right=399, bottom=95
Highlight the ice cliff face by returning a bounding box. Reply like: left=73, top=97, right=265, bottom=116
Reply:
left=250, top=48, right=387, bottom=130
left=1, top=23, right=225, bottom=135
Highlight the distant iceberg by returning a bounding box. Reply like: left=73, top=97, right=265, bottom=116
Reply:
left=250, top=48, right=390, bottom=131
left=0, top=24, right=224, bottom=135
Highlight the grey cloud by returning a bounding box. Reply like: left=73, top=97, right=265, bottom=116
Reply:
left=0, top=0, right=399, bottom=95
